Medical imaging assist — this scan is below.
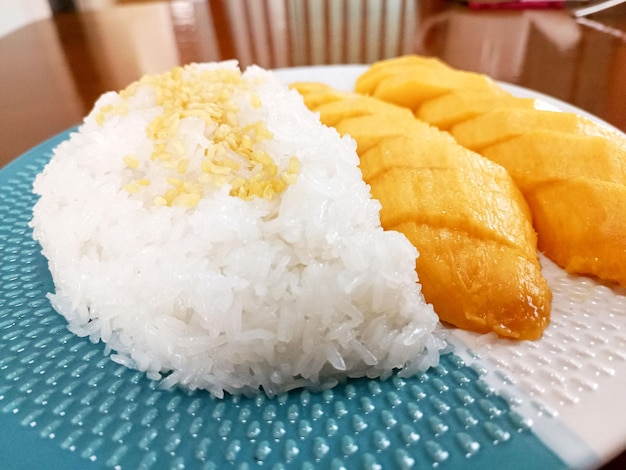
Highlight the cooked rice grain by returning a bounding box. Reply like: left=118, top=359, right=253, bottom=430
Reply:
left=30, top=62, right=443, bottom=397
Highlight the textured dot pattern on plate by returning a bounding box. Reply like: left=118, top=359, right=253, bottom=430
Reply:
left=461, top=263, right=626, bottom=405
left=0, top=130, right=575, bottom=469
left=452, top=255, right=626, bottom=463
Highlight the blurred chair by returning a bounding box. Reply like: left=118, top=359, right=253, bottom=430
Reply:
left=207, top=0, right=421, bottom=69
left=416, top=7, right=582, bottom=84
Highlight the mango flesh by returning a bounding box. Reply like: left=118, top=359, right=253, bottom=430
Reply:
left=358, top=55, right=626, bottom=289
left=481, top=130, right=626, bottom=189
left=356, top=56, right=502, bottom=111
left=358, top=55, right=471, bottom=80
left=358, top=126, right=463, bottom=181
left=416, top=90, right=537, bottom=130
left=394, top=221, right=550, bottom=339
left=526, top=178, right=626, bottom=286
left=293, top=82, right=551, bottom=340
left=365, top=139, right=549, bottom=340
left=289, top=82, right=345, bottom=109
left=362, top=70, right=501, bottom=111
left=313, top=95, right=413, bottom=127
left=370, top=163, right=536, bottom=259
left=334, top=115, right=427, bottom=154
left=364, top=54, right=451, bottom=72
left=355, top=55, right=452, bottom=95
left=482, top=132, right=626, bottom=286
left=451, top=107, right=622, bottom=151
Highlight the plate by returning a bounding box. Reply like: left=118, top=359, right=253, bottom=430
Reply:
left=1, top=65, right=625, bottom=469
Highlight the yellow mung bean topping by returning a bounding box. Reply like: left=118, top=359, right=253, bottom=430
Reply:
left=96, top=65, right=299, bottom=207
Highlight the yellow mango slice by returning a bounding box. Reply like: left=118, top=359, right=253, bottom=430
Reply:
left=361, top=134, right=535, bottom=252
left=290, top=82, right=345, bottom=109
left=381, top=70, right=498, bottom=110
left=481, top=130, right=626, bottom=189
left=289, top=82, right=333, bottom=95
left=333, top=114, right=426, bottom=154
left=365, top=54, right=451, bottom=72
left=355, top=56, right=452, bottom=95
left=367, top=139, right=549, bottom=340
left=290, top=82, right=413, bottom=128
left=394, top=221, right=550, bottom=339
left=313, top=95, right=412, bottom=127
left=354, top=54, right=626, bottom=289
left=482, top=131, right=626, bottom=285
left=451, top=107, right=621, bottom=151
left=369, top=163, right=536, bottom=259
left=360, top=68, right=502, bottom=111
left=416, top=90, right=537, bottom=129
left=359, top=126, right=463, bottom=181
left=526, top=178, right=626, bottom=286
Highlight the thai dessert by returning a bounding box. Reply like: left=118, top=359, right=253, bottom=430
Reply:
left=356, top=55, right=626, bottom=289
left=291, top=82, right=551, bottom=340
left=30, top=62, right=444, bottom=398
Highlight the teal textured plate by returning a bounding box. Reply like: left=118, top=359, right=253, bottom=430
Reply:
left=2, top=65, right=624, bottom=470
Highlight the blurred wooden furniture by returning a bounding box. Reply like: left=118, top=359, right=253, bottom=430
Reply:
left=206, top=0, right=421, bottom=68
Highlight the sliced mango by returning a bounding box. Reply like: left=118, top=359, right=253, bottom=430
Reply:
left=481, top=130, right=626, bottom=189
left=369, top=69, right=501, bottom=111
left=356, top=55, right=503, bottom=111
left=394, top=221, right=550, bottom=339
left=289, top=81, right=333, bottom=95
left=369, top=163, right=536, bottom=259
left=481, top=131, right=626, bottom=285
left=365, top=54, right=451, bottom=72
left=526, top=178, right=626, bottom=287
left=355, top=56, right=452, bottom=95
left=313, top=95, right=412, bottom=127
left=451, top=107, right=622, bottom=151
left=290, top=82, right=345, bottom=109
left=416, top=90, right=537, bottom=129
left=333, top=115, right=426, bottom=153
left=359, top=127, right=463, bottom=181
left=367, top=139, right=549, bottom=340
left=353, top=54, right=626, bottom=289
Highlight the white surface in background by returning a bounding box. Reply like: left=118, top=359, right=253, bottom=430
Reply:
left=0, top=0, right=51, bottom=38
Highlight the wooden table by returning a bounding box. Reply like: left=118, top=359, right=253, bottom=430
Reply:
left=0, top=1, right=625, bottom=468
left=1, top=0, right=625, bottom=167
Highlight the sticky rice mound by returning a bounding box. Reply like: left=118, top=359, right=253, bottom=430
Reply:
left=31, top=61, right=443, bottom=398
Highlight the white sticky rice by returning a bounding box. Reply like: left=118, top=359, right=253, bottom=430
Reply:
left=30, top=61, right=443, bottom=398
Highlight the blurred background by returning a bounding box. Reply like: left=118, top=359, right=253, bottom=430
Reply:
left=1, top=0, right=625, bottom=164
